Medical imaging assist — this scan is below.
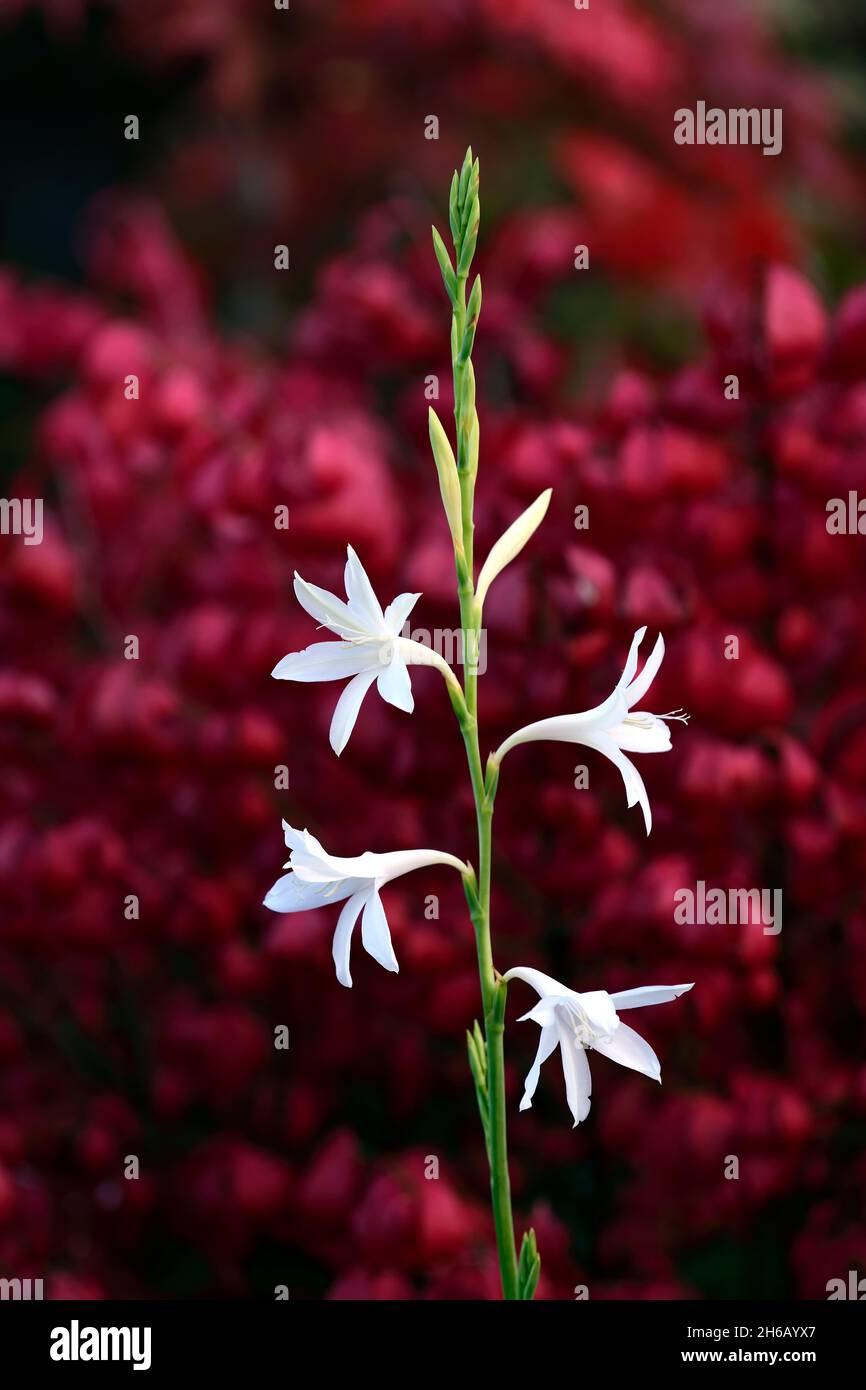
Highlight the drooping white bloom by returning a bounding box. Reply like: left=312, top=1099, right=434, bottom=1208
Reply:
left=493, top=626, right=688, bottom=833
left=264, top=821, right=467, bottom=988
left=476, top=488, right=552, bottom=606
left=272, top=546, right=456, bottom=755
left=504, top=967, right=694, bottom=1127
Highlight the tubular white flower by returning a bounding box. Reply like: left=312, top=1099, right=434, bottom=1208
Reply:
left=264, top=821, right=468, bottom=988
left=272, top=545, right=458, bottom=755
left=493, top=626, right=689, bottom=833
left=476, top=488, right=552, bottom=607
left=504, top=967, right=694, bottom=1127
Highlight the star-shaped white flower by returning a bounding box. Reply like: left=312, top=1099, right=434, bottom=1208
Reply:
left=504, top=966, right=693, bottom=1127
left=264, top=821, right=467, bottom=987
left=493, top=626, right=688, bottom=833
left=272, top=546, right=456, bottom=755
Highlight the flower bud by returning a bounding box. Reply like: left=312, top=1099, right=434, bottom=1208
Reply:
left=476, top=488, right=552, bottom=606
left=431, top=226, right=457, bottom=305
left=428, top=407, right=464, bottom=550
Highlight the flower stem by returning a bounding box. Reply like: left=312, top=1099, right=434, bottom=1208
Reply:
left=479, top=801, right=519, bottom=1299
left=457, top=696, right=518, bottom=1299
left=435, top=148, right=523, bottom=1300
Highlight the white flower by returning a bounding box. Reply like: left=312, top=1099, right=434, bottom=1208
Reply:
left=264, top=821, right=467, bottom=988
left=272, top=546, right=456, bottom=755
left=493, top=626, right=688, bottom=833
left=504, top=967, right=694, bottom=1127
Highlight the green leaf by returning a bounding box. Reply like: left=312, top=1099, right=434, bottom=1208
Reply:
left=431, top=225, right=457, bottom=304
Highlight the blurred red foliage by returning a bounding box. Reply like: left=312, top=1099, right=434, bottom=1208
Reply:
left=1, top=0, right=866, bottom=1300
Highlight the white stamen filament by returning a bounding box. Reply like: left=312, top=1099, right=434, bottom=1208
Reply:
left=561, top=1002, right=614, bottom=1050
left=624, top=709, right=690, bottom=728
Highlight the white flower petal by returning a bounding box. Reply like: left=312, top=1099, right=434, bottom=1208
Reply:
left=264, top=872, right=354, bottom=913
left=556, top=626, right=648, bottom=731
left=608, top=716, right=672, bottom=754
left=271, top=640, right=380, bottom=682
left=495, top=628, right=653, bottom=760
left=505, top=965, right=572, bottom=998
left=507, top=967, right=577, bottom=1028
left=625, top=633, right=665, bottom=709
left=495, top=706, right=618, bottom=757
left=376, top=655, right=414, bottom=713
left=556, top=1016, right=593, bottom=1126
left=616, top=626, right=649, bottom=694
left=394, top=635, right=455, bottom=682
left=290, top=843, right=466, bottom=886
left=584, top=732, right=653, bottom=834
left=592, top=1021, right=661, bottom=1082
left=505, top=966, right=693, bottom=1123
left=518, top=1000, right=558, bottom=1027
left=383, top=591, right=421, bottom=634
left=293, top=572, right=370, bottom=640
left=344, top=546, right=385, bottom=629
left=285, top=826, right=361, bottom=883
left=554, top=626, right=650, bottom=732
left=575, top=990, right=619, bottom=1035
left=332, top=891, right=368, bottom=988
left=476, top=488, right=552, bottom=607
left=282, top=820, right=314, bottom=854
left=328, top=668, right=380, bottom=755
left=518, top=1024, right=559, bottom=1111
left=362, top=847, right=468, bottom=882
left=609, top=983, right=694, bottom=1011
left=360, top=889, right=399, bottom=974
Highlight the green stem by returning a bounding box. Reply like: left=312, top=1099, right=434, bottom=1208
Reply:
left=437, top=149, right=521, bottom=1300
left=477, top=798, right=518, bottom=1300
left=455, top=624, right=518, bottom=1300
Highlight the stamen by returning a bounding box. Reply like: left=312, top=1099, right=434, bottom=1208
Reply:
left=562, top=1003, right=593, bottom=1048
left=624, top=708, right=691, bottom=728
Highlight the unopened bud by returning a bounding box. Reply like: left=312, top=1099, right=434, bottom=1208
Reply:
left=432, top=226, right=457, bottom=304
left=428, top=407, right=464, bottom=550
left=459, top=275, right=482, bottom=362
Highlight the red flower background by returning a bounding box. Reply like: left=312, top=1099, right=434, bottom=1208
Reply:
left=1, top=0, right=866, bottom=1299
